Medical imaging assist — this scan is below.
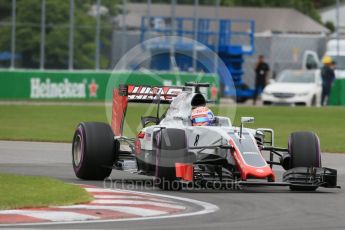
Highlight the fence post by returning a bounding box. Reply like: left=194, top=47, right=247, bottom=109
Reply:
left=68, top=0, right=75, bottom=70
left=10, top=0, right=16, bottom=69
left=192, top=0, right=199, bottom=72
left=40, top=0, right=46, bottom=70
left=213, top=0, right=220, bottom=75
left=95, top=0, right=101, bottom=70
left=170, top=0, right=176, bottom=71
left=121, top=0, right=127, bottom=69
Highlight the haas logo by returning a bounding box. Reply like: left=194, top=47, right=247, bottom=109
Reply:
left=128, top=86, right=182, bottom=101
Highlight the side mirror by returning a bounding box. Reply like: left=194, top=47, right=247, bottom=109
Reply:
left=240, top=117, right=255, bottom=138
left=141, top=116, right=160, bottom=127
left=241, top=117, right=255, bottom=124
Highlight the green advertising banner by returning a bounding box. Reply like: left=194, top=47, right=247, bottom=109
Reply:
left=0, top=70, right=219, bottom=100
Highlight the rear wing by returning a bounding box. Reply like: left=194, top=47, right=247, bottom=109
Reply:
left=119, top=84, right=187, bottom=104
left=112, top=83, right=211, bottom=136
left=112, top=85, right=189, bottom=136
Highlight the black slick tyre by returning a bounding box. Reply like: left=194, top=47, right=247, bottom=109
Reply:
left=288, top=131, right=321, bottom=191
left=72, top=122, right=115, bottom=180
left=155, top=128, right=187, bottom=191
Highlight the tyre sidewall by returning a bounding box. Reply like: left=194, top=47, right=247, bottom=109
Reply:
left=72, top=122, right=115, bottom=180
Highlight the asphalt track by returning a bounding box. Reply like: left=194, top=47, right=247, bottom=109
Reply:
left=0, top=140, right=345, bottom=230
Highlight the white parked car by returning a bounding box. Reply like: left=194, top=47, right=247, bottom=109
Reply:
left=262, top=70, right=322, bottom=106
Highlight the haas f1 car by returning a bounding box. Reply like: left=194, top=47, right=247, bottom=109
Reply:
left=72, top=83, right=339, bottom=191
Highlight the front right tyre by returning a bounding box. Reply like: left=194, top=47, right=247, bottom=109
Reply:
left=288, top=131, right=321, bottom=191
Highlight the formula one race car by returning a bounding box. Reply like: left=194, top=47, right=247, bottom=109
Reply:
left=72, top=83, right=339, bottom=191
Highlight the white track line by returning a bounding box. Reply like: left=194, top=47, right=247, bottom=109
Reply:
left=90, top=199, right=185, bottom=209
left=61, top=205, right=167, bottom=216
left=0, top=210, right=99, bottom=222
left=84, top=188, right=118, bottom=193
left=93, top=195, right=176, bottom=203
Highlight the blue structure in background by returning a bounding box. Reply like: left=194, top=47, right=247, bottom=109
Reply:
left=140, top=16, right=255, bottom=99
left=0, top=52, right=21, bottom=62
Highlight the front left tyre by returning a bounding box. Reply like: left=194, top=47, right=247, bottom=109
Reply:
left=72, top=122, right=116, bottom=180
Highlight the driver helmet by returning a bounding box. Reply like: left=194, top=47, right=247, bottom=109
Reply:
left=191, top=106, right=215, bottom=126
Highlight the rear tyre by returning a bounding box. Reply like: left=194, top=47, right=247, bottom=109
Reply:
left=288, top=131, right=321, bottom=191
left=155, top=129, right=188, bottom=191
left=72, top=122, right=115, bottom=180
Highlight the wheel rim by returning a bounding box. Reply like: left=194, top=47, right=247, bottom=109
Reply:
left=73, top=134, right=83, bottom=167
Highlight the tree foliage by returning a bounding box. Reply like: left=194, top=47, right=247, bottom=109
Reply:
left=0, top=0, right=118, bottom=69
left=0, top=0, right=11, bottom=20
left=0, top=0, right=341, bottom=69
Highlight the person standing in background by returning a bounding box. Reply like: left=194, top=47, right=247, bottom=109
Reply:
left=331, top=60, right=337, bottom=70
left=253, top=55, right=270, bottom=105
left=321, top=56, right=336, bottom=106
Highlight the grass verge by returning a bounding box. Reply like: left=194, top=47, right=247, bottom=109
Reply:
left=0, top=173, right=92, bottom=210
left=0, top=104, right=344, bottom=152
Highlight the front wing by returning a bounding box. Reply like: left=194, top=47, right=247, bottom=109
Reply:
left=176, top=163, right=340, bottom=189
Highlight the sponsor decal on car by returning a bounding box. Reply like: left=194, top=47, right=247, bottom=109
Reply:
left=127, top=85, right=182, bottom=101
left=145, top=133, right=152, bottom=141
